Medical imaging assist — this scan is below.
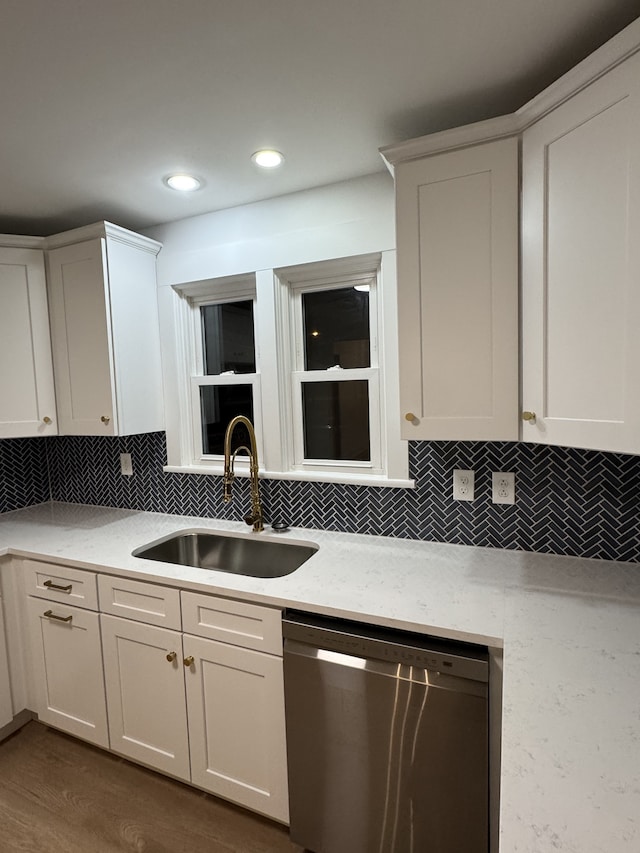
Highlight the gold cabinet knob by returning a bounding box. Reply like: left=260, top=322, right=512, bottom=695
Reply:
left=522, top=411, right=536, bottom=423
left=166, top=651, right=177, bottom=663
left=405, top=412, right=417, bottom=422
left=43, top=416, right=52, bottom=425
left=183, top=656, right=194, bottom=667
left=101, top=415, right=110, bottom=425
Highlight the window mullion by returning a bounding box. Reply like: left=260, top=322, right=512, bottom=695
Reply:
left=255, top=268, right=286, bottom=472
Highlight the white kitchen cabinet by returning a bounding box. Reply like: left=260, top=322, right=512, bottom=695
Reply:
left=183, top=632, right=289, bottom=822
left=23, top=558, right=99, bottom=610
left=521, top=51, right=640, bottom=454
left=25, top=595, right=109, bottom=747
left=0, top=243, right=57, bottom=437
left=46, top=222, right=164, bottom=436
left=98, top=573, right=181, bottom=629
left=101, top=587, right=289, bottom=821
left=181, top=589, right=282, bottom=653
left=21, top=561, right=288, bottom=821
left=0, top=582, right=14, bottom=729
left=100, top=614, right=190, bottom=780
left=391, top=137, right=519, bottom=441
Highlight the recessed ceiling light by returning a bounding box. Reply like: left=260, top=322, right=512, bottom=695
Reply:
left=164, top=174, right=202, bottom=192
left=252, top=149, right=285, bottom=169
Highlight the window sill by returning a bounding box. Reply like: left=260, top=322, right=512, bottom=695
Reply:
left=163, top=464, right=415, bottom=490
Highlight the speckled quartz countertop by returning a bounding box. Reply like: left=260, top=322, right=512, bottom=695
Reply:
left=1, top=502, right=639, bottom=853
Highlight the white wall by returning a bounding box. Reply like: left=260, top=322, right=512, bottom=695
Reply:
left=145, top=171, right=398, bottom=471
left=144, top=172, right=395, bottom=287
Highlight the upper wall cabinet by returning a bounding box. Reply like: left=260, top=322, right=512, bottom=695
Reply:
left=386, top=137, right=519, bottom=441
left=0, top=242, right=57, bottom=438
left=47, top=223, right=164, bottom=436
left=521, top=51, right=640, bottom=454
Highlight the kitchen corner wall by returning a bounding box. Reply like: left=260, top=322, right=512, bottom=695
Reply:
left=3, top=431, right=639, bottom=563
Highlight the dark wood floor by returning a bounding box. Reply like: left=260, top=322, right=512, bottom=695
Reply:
left=0, top=722, right=304, bottom=853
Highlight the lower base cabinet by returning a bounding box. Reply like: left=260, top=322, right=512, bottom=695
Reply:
left=25, top=596, right=109, bottom=748
left=100, top=615, right=190, bottom=780
left=0, top=605, right=14, bottom=729
left=21, top=560, right=289, bottom=824
left=100, top=613, right=289, bottom=823
left=184, top=633, right=289, bottom=822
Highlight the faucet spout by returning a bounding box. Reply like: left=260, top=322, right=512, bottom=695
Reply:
left=223, top=416, right=264, bottom=533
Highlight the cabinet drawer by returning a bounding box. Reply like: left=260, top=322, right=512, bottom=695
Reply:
left=98, top=575, right=181, bottom=630
left=22, top=560, right=98, bottom=611
left=181, top=592, right=282, bottom=655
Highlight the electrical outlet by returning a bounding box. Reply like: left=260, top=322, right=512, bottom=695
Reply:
left=453, top=469, right=475, bottom=501
left=492, top=472, right=515, bottom=505
left=120, top=453, right=133, bottom=477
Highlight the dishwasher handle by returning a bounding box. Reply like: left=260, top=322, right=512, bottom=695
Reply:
left=283, top=613, right=489, bottom=684
left=284, top=638, right=488, bottom=698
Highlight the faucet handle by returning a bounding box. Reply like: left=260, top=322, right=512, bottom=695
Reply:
left=222, top=471, right=234, bottom=503
left=243, top=512, right=264, bottom=533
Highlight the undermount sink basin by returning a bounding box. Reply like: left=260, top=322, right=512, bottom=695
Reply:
left=132, top=529, right=318, bottom=578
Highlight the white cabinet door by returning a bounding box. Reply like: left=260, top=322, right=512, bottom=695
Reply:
left=0, top=247, right=57, bottom=438
left=101, top=614, right=190, bottom=780
left=47, top=238, right=116, bottom=435
left=0, top=605, right=13, bottom=729
left=25, top=596, right=109, bottom=747
left=183, top=633, right=289, bottom=822
left=522, top=52, right=640, bottom=453
left=47, top=225, right=164, bottom=436
left=395, top=137, right=519, bottom=441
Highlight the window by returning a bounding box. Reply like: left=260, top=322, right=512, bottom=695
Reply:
left=281, top=260, right=382, bottom=476
left=168, top=254, right=410, bottom=487
left=198, top=300, right=256, bottom=456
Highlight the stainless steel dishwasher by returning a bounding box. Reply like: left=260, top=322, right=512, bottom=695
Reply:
left=283, top=611, right=489, bottom=853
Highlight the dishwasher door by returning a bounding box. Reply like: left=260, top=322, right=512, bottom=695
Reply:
left=283, top=613, right=489, bottom=853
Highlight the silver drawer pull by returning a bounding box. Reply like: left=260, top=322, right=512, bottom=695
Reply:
left=44, top=580, right=73, bottom=593
left=44, top=610, right=73, bottom=624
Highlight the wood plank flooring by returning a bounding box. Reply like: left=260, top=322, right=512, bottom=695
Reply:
left=0, top=722, right=304, bottom=853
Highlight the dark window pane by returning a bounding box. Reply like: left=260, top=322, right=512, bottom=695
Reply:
left=200, top=385, right=253, bottom=455
left=201, top=301, right=255, bottom=375
left=303, top=288, right=370, bottom=370
left=302, top=381, right=370, bottom=461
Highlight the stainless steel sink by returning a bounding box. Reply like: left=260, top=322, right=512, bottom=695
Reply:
left=132, top=529, right=318, bottom=578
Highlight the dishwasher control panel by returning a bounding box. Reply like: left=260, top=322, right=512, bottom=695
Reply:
left=283, top=610, right=489, bottom=683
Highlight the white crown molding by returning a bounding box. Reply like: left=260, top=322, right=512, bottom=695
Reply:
left=44, top=221, right=162, bottom=255
left=104, top=221, right=162, bottom=255
left=381, top=15, right=640, bottom=168
left=172, top=271, right=255, bottom=301
left=379, top=114, right=520, bottom=170
left=276, top=251, right=382, bottom=283
left=517, top=15, right=640, bottom=128
left=0, top=233, right=46, bottom=249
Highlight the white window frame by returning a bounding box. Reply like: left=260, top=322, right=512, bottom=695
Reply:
left=172, top=274, right=262, bottom=475
left=283, top=264, right=383, bottom=477
left=165, top=252, right=412, bottom=487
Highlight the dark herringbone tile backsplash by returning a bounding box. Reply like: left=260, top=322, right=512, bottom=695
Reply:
left=0, top=437, right=49, bottom=513
left=2, top=432, right=640, bottom=562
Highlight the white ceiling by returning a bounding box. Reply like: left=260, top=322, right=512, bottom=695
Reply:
left=1, top=0, right=638, bottom=236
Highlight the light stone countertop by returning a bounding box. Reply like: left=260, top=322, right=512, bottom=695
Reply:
left=1, top=501, right=639, bottom=852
